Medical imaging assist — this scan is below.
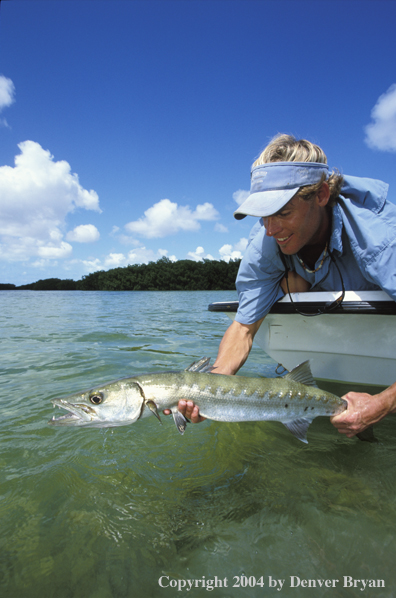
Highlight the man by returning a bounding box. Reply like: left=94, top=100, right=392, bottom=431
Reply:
left=167, top=134, right=396, bottom=438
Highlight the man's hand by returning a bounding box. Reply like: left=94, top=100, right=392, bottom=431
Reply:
left=162, top=318, right=264, bottom=423
left=163, top=400, right=206, bottom=423
left=331, top=386, right=396, bottom=437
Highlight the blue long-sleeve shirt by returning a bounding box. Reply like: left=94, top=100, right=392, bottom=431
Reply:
left=235, top=174, right=396, bottom=325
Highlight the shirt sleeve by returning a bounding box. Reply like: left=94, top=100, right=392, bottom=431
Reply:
left=235, top=227, right=285, bottom=325
left=340, top=196, right=396, bottom=302
left=362, top=204, right=396, bottom=301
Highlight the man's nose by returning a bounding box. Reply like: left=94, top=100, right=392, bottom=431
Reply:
left=263, top=216, right=281, bottom=237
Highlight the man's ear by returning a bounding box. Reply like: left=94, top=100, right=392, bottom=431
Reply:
left=316, top=181, right=330, bottom=207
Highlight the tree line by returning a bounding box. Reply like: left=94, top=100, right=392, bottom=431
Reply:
left=1, top=257, right=241, bottom=291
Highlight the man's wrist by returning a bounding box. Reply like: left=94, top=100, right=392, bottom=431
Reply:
left=378, top=384, right=396, bottom=416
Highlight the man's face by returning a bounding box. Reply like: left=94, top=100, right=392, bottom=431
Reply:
left=262, top=192, right=328, bottom=255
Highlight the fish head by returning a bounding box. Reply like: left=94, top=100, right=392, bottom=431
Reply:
left=49, top=377, right=145, bottom=427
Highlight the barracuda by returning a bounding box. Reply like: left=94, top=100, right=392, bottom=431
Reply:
left=49, top=358, right=347, bottom=443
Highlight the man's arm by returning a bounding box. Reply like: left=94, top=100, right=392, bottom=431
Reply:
left=330, top=383, right=396, bottom=437
left=164, top=318, right=264, bottom=423
left=211, top=272, right=306, bottom=375
left=211, top=317, right=265, bottom=375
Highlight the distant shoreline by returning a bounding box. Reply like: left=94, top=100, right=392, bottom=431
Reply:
left=1, top=256, right=241, bottom=292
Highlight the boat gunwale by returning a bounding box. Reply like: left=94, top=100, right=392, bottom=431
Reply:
left=208, top=291, right=396, bottom=316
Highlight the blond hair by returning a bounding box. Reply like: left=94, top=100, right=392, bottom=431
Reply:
left=253, top=134, right=343, bottom=204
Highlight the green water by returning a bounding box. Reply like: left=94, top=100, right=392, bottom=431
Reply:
left=0, top=291, right=395, bottom=598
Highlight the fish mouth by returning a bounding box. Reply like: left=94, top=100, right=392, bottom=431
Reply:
left=49, top=399, right=97, bottom=426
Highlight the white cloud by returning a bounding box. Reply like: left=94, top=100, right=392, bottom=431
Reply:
left=364, top=84, right=396, bottom=152
left=100, top=250, right=150, bottom=270
left=233, top=189, right=250, bottom=206
left=37, top=242, right=73, bottom=259
left=0, top=75, right=15, bottom=128
left=125, top=199, right=219, bottom=238
left=219, top=238, right=248, bottom=262
left=0, top=141, right=101, bottom=262
left=0, top=75, right=15, bottom=112
left=187, top=246, right=215, bottom=261
left=187, top=239, right=248, bottom=263
left=104, top=253, right=127, bottom=268
left=234, top=238, right=248, bottom=252
left=78, top=258, right=102, bottom=272
left=111, top=231, right=143, bottom=246
left=158, top=249, right=177, bottom=261
left=122, top=247, right=178, bottom=265
left=66, top=224, right=100, bottom=243
left=32, top=258, right=58, bottom=269
left=214, top=223, right=228, bottom=233
left=78, top=247, right=176, bottom=274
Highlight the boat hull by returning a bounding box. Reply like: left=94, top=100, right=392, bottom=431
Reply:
left=208, top=291, right=396, bottom=387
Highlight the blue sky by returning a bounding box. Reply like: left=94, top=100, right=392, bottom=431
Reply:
left=0, top=0, right=395, bottom=286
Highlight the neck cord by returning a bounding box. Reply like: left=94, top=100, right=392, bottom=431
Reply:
left=296, top=241, right=328, bottom=273
left=279, top=250, right=345, bottom=317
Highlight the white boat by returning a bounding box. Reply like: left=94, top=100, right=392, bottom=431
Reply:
left=208, top=290, right=396, bottom=387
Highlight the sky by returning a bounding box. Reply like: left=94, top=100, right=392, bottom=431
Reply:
left=0, top=0, right=395, bottom=286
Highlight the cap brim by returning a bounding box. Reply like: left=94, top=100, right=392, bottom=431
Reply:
left=233, top=187, right=298, bottom=220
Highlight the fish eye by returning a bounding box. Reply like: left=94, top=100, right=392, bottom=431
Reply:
left=89, top=392, right=104, bottom=405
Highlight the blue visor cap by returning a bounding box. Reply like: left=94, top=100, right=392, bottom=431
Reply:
left=234, top=162, right=329, bottom=220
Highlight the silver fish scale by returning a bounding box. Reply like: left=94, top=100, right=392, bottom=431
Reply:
left=135, top=372, right=344, bottom=423
left=49, top=361, right=347, bottom=442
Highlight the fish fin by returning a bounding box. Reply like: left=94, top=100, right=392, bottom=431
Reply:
left=200, top=364, right=214, bottom=373
left=146, top=400, right=162, bottom=425
left=356, top=425, right=378, bottom=443
left=284, top=360, right=317, bottom=387
left=282, top=417, right=313, bottom=443
left=171, top=408, right=188, bottom=435
left=185, top=357, right=213, bottom=373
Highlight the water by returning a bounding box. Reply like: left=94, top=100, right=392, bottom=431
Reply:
left=0, top=290, right=395, bottom=598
